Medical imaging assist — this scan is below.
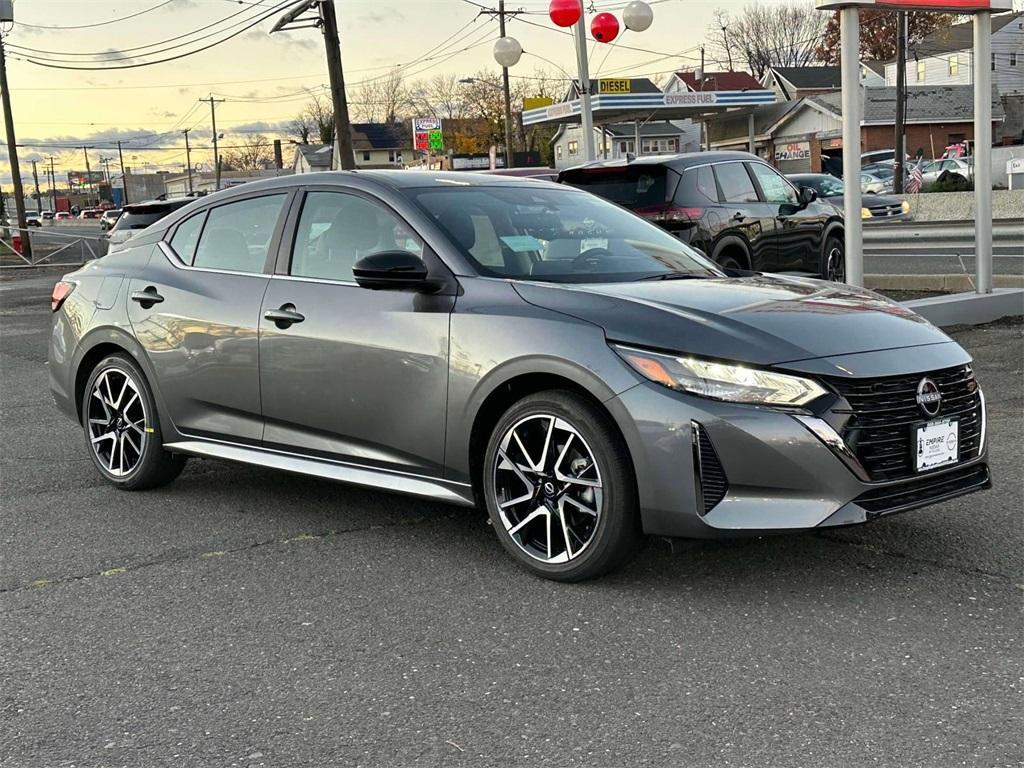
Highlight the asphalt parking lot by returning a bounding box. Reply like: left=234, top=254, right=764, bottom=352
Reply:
left=1, top=267, right=1021, bottom=767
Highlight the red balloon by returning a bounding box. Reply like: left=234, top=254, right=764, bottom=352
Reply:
left=590, top=12, right=620, bottom=43
left=548, top=0, right=582, bottom=28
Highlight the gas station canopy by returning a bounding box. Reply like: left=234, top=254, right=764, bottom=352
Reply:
left=522, top=78, right=777, bottom=127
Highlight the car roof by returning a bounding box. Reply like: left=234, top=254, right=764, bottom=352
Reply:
left=559, top=151, right=762, bottom=174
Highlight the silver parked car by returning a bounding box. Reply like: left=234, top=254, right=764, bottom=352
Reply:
left=48, top=172, right=990, bottom=581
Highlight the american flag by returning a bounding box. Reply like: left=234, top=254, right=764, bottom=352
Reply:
left=907, top=164, right=923, bottom=194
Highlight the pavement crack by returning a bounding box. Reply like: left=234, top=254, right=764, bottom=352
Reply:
left=0, top=515, right=443, bottom=595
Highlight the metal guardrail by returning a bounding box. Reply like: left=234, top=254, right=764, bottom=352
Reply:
left=863, top=220, right=1023, bottom=254
left=0, top=224, right=108, bottom=268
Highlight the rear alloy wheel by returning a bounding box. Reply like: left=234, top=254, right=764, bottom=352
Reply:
left=483, top=391, right=642, bottom=581
left=823, top=236, right=845, bottom=282
left=83, top=354, right=186, bottom=490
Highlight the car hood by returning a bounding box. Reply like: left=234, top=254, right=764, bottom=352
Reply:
left=513, top=274, right=951, bottom=366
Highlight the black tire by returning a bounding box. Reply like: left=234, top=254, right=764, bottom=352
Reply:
left=482, top=390, right=643, bottom=582
left=81, top=353, right=186, bottom=490
left=716, top=252, right=744, bottom=271
left=821, top=234, right=845, bottom=282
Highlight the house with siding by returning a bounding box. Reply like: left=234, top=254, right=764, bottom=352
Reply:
left=883, top=12, right=1023, bottom=141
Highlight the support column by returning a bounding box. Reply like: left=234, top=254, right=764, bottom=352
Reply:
left=973, top=11, right=993, bottom=295
left=840, top=6, right=863, bottom=286
left=748, top=112, right=756, bottom=154
left=574, top=16, right=595, bottom=162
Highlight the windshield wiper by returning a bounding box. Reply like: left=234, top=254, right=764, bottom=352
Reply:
left=636, top=272, right=715, bottom=281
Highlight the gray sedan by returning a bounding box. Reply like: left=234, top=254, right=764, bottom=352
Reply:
left=48, top=172, right=990, bottom=581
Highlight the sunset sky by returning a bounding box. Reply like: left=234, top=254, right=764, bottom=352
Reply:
left=0, top=0, right=736, bottom=187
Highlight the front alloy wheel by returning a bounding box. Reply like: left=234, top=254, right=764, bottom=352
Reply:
left=483, top=390, right=642, bottom=581
left=824, top=237, right=845, bottom=283
left=493, top=414, right=603, bottom=564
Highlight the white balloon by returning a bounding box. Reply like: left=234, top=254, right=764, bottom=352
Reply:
left=622, top=1, right=653, bottom=32
left=493, top=36, right=523, bottom=68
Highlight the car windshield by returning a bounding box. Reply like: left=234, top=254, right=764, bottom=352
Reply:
left=410, top=185, right=722, bottom=283
left=799, top=176, right=845, bottom=197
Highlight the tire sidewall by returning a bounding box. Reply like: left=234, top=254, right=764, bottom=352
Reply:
left=822, top=235, right=845, bottom=282
left=482, top=391, right=637, bottom=581
left=82, top=354, right=162, bottom=488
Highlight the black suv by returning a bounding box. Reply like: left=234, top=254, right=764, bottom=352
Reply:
left=559, top=152, right=846, bottom=281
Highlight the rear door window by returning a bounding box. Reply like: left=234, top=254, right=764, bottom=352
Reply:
left=193, top=195, right=286, bottom=274
left=560, top=165, right=675, bottom=210
left=713, top=162, right=759, bottom=204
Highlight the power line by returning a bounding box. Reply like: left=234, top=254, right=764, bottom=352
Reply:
left=14, top=0, right=293, bottom=71
left=7, top=2, right=276, bottom=62
left=12, top=0, right=177, bottom=30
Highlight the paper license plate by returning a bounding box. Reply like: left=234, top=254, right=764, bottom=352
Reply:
left=914, top=418, right=959, bottom=472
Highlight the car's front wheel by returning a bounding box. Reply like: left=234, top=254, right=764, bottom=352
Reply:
left=822, top=235, right=845, bottom=283
left=482, top=390, right=642, bottom=581
left=82, top=354, right=186, bottom=490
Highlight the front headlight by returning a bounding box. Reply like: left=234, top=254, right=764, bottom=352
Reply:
left=861, top=207, right=873, bottom=219
left=901, top=200, right=911, bottom=214
left=613, top=346, right=827, bottom=407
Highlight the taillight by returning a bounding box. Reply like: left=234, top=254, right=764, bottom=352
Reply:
left=634, top=204, right=704, bottom=224
left=51, top=281, right=75, bottom=312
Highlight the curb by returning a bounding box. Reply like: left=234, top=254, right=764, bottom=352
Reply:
left=865, top=273, right=1024, bottom=292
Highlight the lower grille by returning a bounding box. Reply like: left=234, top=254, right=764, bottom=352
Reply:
left=867, top=202, right=905, bottom=218
left=827, top=365, right=983, bottom=482
left=854, top=464, right=990, bottom=515
left=692, top=422, right=728, bottom=515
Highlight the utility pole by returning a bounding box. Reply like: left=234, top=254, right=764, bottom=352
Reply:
left=30, top=160, right=41, bottom=214
left=199, top=97, right=225, bottom=190
left=116, top=140, right=129, bottom=205
left=82, top=147, right=94, bottom=199
left=48, top=156, right=58, bottom=211
left=0, top=28, right=32, bottom=259
left=318, top=0, right=355, bottom=170
left=183, top=129, right=194, bottom=192
left=893, top=11, right=907, bottom=194
left=477, top=1, right=520, bottom=169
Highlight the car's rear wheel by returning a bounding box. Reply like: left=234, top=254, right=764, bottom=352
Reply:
left=822, top=235, right=845, bottom=282
left=482, top=390, right=642, bottom=581
left=717, top=252, right=744, bottom=271
left=82, top=354, right=186, bottom=490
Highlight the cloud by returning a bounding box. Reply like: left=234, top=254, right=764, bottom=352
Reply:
left=224, top=120, right=290, bottom=135
left=357, top=9, right=405, bottom=25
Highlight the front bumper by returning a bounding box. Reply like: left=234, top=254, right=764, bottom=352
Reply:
left=606, top=376, right=989, bottom=539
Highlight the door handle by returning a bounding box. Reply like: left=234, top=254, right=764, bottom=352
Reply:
left=130, top=287, right=164, bottom=307
left=264, top=304, right=304, bottom=329
left=731, top=211, right=745, bottom=221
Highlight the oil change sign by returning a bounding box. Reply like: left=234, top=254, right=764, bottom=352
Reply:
left=775, top=142, right=811, bottom=162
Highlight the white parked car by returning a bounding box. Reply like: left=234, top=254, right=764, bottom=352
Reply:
left=860, top=173, right=887, bottom=194
left=919, top=158, right=972, bottom=187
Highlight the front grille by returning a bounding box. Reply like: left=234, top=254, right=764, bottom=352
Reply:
left=692, top=422, right=728, bottom=515
left=827, top=365, right=982, bottom=482
left=854, top=464, right=990, bottom=515
left=867, top=202, right=904, bottom=218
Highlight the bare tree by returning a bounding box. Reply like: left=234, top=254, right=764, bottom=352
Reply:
left=707, top=2, right=827, bottom=79
left=222, top=134, right=274, bottom=172
left=350, top=67, right=409, bottom=124
left=409, top=73, right=465, bottom=120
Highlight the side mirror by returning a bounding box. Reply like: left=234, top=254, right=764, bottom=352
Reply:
left=353, top=250, right=430, bottom=291
left=798, top=186, right=817, bottom=206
